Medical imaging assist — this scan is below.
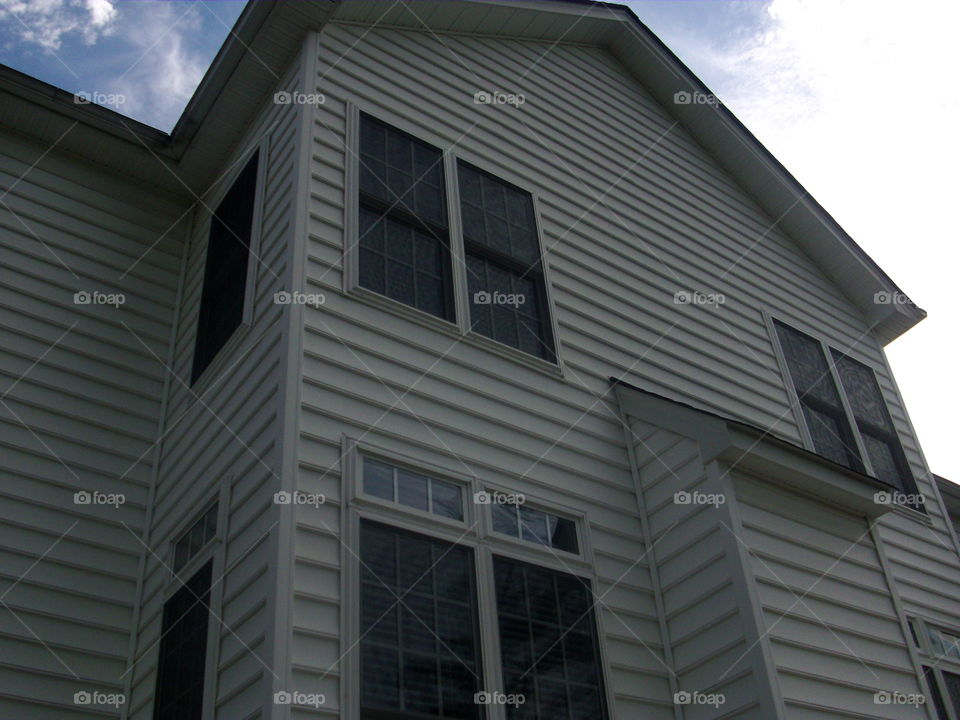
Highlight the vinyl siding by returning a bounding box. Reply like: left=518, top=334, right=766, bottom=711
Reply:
left=0, top=130, right=182, bottom=719
left=733, top=472, right=926, bottom=719
left=125, top=58, right=303, bottom=720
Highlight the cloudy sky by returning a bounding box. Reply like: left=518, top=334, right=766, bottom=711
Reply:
left=0, top=0, right=956, bottom=480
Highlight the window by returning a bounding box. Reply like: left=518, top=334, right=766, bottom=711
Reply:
left=490, top=498, right=578, bottom=554
left=774, top=322, right=863, bottom=472
left=832, top=351, right=917, bottom=494
left=153, top=560, right=213, bottom=720
left=353, top=113, right=558, bottom=364
left=459, top=162, right=555, bottom=361
left=358, top=114, right=454, bottom=321
left=172, top=503, right=218, bottom=572
left=359, top=520, right=481, bottom=719
left=493, top=557, right=607, bottom=719
left=363, top=457, right=464, bottom=521
left=911, top=618, right=960, bottom=719
left=192, top=151, right=260, bottom=383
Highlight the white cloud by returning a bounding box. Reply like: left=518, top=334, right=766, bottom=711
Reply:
left=0, top=0, right=116, bottom=49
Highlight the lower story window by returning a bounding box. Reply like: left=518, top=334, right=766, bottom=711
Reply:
left=153, top=560, right=213, bottom=720
left=360, top=520, right=482, bottom=718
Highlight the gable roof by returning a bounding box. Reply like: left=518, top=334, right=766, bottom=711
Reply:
left=0, top=0, right=925, bottom=344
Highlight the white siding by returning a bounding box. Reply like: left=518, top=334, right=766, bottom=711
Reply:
left=0, top=131, right=182, bottom=718
left=125, top=59, right=303, bottom=720
left=733, top=472, right=925, bottom=719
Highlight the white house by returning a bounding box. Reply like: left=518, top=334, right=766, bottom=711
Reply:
left=1, top=1, right=958, bottom=719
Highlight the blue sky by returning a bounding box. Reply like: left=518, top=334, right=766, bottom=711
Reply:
left=0, top=0, right=957, bottom=480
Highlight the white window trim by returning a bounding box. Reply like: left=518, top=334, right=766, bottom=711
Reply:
left=190, top=135, right=271, bottom=392
left=339, top=436, right=611, bottom=720
left=158, top=480, right=231, bottom=720
left=341, top=100, right=566, bottom=378
left=911, top=616, right=960, bottom=720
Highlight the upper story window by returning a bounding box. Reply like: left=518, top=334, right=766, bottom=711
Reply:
left=358, top=114, right=454, bottom=321
left=192, top=150, right=260, bottom=383
left=774, top=320, right=919, bottom=500
left=354, top=113, right=557, bottom=364
left=362, top=456, right=464, bottom=521
left=459, top=162, right=555, bottom=361
left=172, top=502, right=218, bottom=572
left=487, top=492, right=579, bottom=554
left=910, top=617, right=960, bottom=719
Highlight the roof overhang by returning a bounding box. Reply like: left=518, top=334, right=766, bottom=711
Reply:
left=613, top=379, right=896, bottom=518
left=0, top=0, right=926, bottom=341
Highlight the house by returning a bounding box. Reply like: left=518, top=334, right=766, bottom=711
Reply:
left=1, top=0, right=959, bottom=718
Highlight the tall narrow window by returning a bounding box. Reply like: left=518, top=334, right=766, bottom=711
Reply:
left=832, top=351, right=917, bottom=494
left=153, top=561, right=213, bottom=720
left=359, top=520, right=481, bottom=719
left=493, top=556, right=607, bottom=719
left=459, top=161, right=555, bottom=361
left=192, top=151, right=260, bottom=383
left=358, top=115, right=454, bottom=321
left=774, top=322, right=863, bottom=472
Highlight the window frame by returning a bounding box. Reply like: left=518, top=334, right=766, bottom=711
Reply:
left=343, top=102, right=564, bottom=375
left=341, top=437, right=610, bottom=720
left=909, top=616, right=960, bottom=720
left=190, top=140, right=269, bottom=390
left=157, top=483, right=230, bottom=720
left=768, top=316, right=920, bottom=506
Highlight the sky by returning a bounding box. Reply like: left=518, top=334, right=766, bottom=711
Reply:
left=0, top=0, right=956, bottom=479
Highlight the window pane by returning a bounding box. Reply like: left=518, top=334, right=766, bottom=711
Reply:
left=492, top=501, right=518, bottom=537
left=458, top=163, right=539, bottom=264
left=802, top=404, right=858, bottom=469
left=153, top=561, right=212, bottom=720
left=360, top=522, right=480, bottom=719
left=925, top=667, right=951, bottom=720
left=494, top=557, right=607, bottom=720
left=833, top=353, right=890, bottom=429
left=431, top=479, right=463, bottom=520
left=173, top=504, right=219, bottom=573
left=775, top=323, right=841, bottom=407
left=519, top=505, right=549, bottom=545
left=862, top=432, right=903, bottom=486
left=943, top=670, right=960, bottom=716
left=192, top=151, right=259, bottom=383
left=549, top=516, right=579, bottom=554
left=363, top=458, right=395, bottom=501
left=466, top=252, right=551, bottom=359
left=397, top=469, right=429, bottom=512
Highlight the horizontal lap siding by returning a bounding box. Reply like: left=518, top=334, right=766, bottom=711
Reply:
left=0, top=133, right=181, bottom=719
left=733, top=473, right=924, bottom=719
left=628, top=419, right=768, bottom=718
left=125, top=60, right=302, bottom=720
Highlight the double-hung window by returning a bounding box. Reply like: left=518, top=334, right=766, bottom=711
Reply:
left=353, top=452, right=608, bottom=720
left=774, top=321, right=919, bottom=500
left=910, top=617, right=960, bottom=719
left=355, top=113, right=556, bottom=363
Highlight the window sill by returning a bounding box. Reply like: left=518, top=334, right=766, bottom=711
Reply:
left=346, top=285, right=564, bottom=381
left=886, top=500, right=934, bottom=527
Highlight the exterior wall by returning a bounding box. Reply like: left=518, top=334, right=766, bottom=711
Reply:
left=0, top=131, right=182, bottom=718
left=732, top=471, right=928, bottom=719
left=124, top=57, right=304, bottom=720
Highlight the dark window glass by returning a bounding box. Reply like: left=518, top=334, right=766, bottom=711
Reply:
left=192, top=152, right=259, bottom=383
left=153, top=561, right=212, bottom=720
left=459, top=162, right=555, bottom=361
left=493, top=557, right=606, bottom=720
left=832, top=351, right=917, bottom=494
left=360, top=521, right=480, bottom=719
left=775, top=322, right=863, bottom=472
left=489, top=499, right=578, bottom=554
left=943, top=670, right=960, bottom=716
left=925, top=667, right=951, bottom=720
left=362, top=457, right=464, bottom=521
left=172, top=503, right=218, bottom=572
left=359, top=115, right=453, bottom=320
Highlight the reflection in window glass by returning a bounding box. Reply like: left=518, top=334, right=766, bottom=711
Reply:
left=362, top=457, right=463, bottom=521
left=487, top=496, right=578, bottom=554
